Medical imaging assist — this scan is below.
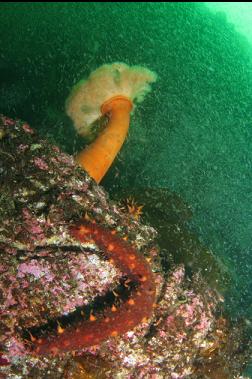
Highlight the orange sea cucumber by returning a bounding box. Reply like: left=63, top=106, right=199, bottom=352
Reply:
left=31, top=221, right=156, bottom=355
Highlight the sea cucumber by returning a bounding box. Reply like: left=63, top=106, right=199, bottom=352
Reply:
left=31, top=221, right=156, bottom=355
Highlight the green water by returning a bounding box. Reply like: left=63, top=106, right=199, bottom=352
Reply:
left=0, top=2, right=252, bottom=374
left=206, top=2, right=252, bottom=44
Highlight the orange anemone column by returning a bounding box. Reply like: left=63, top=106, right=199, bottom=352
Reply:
left=75, top=95, right=133, bottom=184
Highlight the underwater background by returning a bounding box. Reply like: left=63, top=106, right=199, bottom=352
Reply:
left=0, top=2, right=252, bottom=375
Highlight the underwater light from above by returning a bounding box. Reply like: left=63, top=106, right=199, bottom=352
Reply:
left=65, top=62, right=157, bottom=183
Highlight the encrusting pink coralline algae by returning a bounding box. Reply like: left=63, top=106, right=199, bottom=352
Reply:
left=0, top=115, right=250, bottom=379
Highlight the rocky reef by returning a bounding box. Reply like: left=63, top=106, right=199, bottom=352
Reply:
left=0, top=115, right=250, bottom=378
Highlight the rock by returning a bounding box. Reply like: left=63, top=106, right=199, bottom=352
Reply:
left=0, top=115, right=249, bottom=378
